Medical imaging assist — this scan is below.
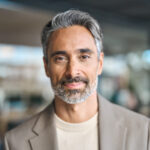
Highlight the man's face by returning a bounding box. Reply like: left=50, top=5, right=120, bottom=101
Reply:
left=44, top=25, right=103, bottom=104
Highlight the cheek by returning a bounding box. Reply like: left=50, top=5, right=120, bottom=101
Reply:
left=49, top=65, right=66, bottom=84
left=89, top=72, right=98, bottom=82
left=86, top=65, right=99, bottom=82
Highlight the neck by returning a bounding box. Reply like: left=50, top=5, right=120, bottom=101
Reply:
left=54, top=91, right=98, bottom=123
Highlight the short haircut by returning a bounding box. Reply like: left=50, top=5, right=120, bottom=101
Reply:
left=41, top=9, right=103, bottom=63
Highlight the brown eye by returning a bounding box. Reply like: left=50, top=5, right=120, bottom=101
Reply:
left=80, top=55, right=90, bottom=60
left=54, top=56, right=67, bottom=63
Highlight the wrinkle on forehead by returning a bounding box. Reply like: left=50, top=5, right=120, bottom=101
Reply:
left=47, top=25, right=97, bottom=54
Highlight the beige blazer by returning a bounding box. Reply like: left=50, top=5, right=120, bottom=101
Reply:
left=4, top=95, right=150, bottom=150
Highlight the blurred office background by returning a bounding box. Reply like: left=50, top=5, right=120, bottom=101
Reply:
left=0, top=0, right=150, bottom=148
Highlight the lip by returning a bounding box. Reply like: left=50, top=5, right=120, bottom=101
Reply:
left=64, top=82, right=85, bottom=89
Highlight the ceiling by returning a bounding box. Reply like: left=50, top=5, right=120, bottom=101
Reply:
left=8, top=0, right=150, bottom=28
left=0, top=4, right=52, bottom=46
left=0, top=0, right=150, bottom=54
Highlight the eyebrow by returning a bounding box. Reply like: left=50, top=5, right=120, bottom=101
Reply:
left=50, top=48, right=93, bottom=57
left=50, top=51, right=67, bottom=57
left=78, top=48, right=93, bottom=54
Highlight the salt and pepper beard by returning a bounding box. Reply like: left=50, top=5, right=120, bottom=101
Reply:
left=51, top=74, right=98, bottom=104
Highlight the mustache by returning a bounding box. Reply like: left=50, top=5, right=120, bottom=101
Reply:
left=60, top=76, right=89, bottom=85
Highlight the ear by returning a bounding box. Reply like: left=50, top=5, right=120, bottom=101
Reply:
left=43, top=57, right=51, bottom=77
left=97, top=52, right=104, bottom=75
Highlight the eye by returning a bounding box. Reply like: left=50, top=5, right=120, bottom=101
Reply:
left=80, top=55, right=90, bottom=60
left=54, top=56, right=67, bottom=63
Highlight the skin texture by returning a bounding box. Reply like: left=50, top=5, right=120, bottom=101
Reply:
left=44, top=25, right=104, bottom=123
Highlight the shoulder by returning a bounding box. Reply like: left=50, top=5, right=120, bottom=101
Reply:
left=4, top=111, right=41, bottom=150
left=105, top=98, right=150, bottom=148
left=111, top=100, right=149, bottom=124
left=5, top=103, right=53, bottom=143
left=5, top=113, right=39, bottom=139
left=98, top=95, right=150, bottom=149
left=99, top=95, right=150, bottom=128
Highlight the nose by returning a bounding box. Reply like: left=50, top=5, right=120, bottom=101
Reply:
left=65, top=58, right=80, bottom=78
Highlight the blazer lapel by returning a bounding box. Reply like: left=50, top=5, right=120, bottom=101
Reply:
left=28, top=95, right=127, bottom=150
left=98, top=95, right=127, bottom=150
left=29, top=103, right=58, bottom=150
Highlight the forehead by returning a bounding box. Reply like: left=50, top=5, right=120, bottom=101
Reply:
left=47, top=25, right=97, bottom=54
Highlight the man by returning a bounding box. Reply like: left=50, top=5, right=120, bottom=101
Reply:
left=4, top=10, right=150, bottom=150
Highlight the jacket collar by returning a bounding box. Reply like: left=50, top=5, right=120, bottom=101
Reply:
left=29, top=102, right=59, bottom=150
left=29, top=95, right=127, bottom=150
left=98, top=95, right=127, bottom=150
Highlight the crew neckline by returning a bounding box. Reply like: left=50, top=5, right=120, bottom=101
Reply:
left=54, top=112, right=98, bottom=132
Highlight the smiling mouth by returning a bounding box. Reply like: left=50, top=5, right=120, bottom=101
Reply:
left=64, top=82, right=85, bottom=89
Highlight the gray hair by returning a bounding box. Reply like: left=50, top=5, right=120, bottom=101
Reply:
left=41, top=9, right=103, bottom=63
